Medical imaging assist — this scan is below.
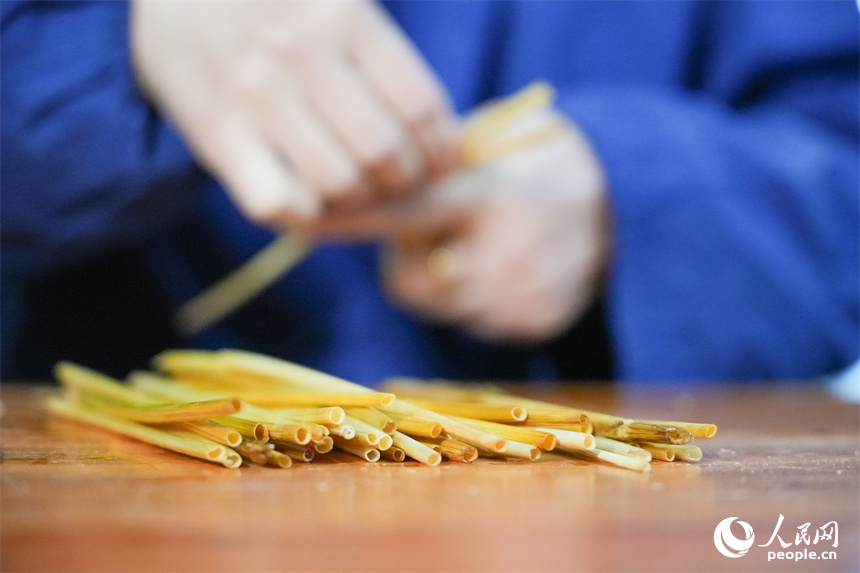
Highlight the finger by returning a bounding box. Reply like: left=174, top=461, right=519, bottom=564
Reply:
left=197, top=112, right=320, bottom=228
left=276, top=42, right=424, bottom=198
left=350, top=3, right=460, bottom=178
left=236, top=56, right=369, bottom=207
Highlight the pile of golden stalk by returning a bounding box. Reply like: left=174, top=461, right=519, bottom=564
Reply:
left=47, top=349, right=716, bottom=472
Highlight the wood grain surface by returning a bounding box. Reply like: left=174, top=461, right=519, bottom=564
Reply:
left=1, top=382, right=857, bottom=572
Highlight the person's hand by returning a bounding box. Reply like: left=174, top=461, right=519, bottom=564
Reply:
left=309, top=111, right=612, bottom=342
left=131, top=1, right=458, bottom=228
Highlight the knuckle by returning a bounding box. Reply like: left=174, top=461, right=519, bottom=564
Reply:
left=340, top=1, right=376, bottom=42
left=295, top=147, right=363, bottom=200
left=226, top=55, right=271, bottom=104
left=361, top=147, right=399, bottom=179
left=353, top=120, right=402, bottom=164
left=400, top=90, right=445, bottom=127
left=357, top=134, right=402, bottom=170
left=319, top=168, right=363, bottom=200
left=357, top=133, right=423, bottom=193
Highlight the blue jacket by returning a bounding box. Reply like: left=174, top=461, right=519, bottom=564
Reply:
left=2, top=1, right=858, bottom=383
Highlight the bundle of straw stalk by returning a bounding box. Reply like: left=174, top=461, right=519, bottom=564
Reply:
left=47, top=349, right=717, bottom=472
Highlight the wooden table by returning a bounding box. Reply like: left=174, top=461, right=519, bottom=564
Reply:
left=1, top=382, right=857, bottom=572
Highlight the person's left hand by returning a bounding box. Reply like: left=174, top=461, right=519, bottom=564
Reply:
left=306, top=112, right=612, bottom=342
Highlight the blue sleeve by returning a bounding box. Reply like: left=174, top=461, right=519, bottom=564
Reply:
left=556, top=2, right=859, bottom=379
left=0, top=1, right=206, bottom=276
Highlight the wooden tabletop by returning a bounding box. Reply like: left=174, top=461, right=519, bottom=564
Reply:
left=1, top=382, right=857, bottom=572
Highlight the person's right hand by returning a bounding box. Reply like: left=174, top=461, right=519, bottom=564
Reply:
left=131, top=1, right=458, bottom=228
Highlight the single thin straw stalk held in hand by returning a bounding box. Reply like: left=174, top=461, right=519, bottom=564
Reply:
left=175, top=234, right=313, bottom=336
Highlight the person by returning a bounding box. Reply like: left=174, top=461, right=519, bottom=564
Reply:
left=2, top=1, right=857, bottom=385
